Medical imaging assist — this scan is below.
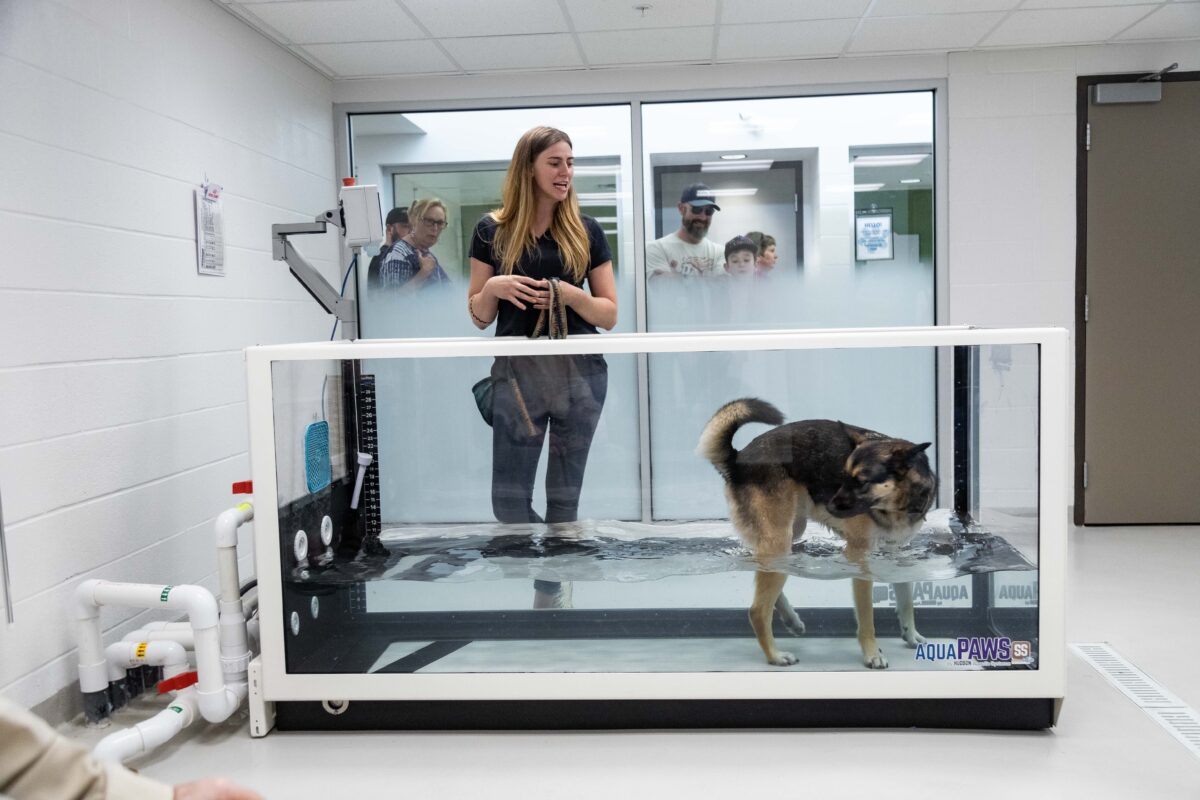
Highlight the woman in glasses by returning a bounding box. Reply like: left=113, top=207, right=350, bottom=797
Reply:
left=467, top=126, right=617, bottom=609
left=377, top=197, right=452, bottom=291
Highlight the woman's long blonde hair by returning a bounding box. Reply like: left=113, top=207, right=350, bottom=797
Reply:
left=490, top=127, right=590, bottom=283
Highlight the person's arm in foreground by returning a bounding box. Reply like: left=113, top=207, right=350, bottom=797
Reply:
left=1, top=697, right=262, bottom=800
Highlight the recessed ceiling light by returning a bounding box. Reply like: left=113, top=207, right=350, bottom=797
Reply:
left=900, top=178, right=921, bottom=184
left=698, top=187, right=758, bottom=198
left=854, top=183, right=885, bottom=192
left=701, top=159, right=774, bottom=173
left=572, top=165, right=620, bottom=176
left=854, top=154, right=929, bottom=167
left=720, top=154, right=747, bottom=160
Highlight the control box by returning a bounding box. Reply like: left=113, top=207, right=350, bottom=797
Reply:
left=338, top=184, right=383, bottom=249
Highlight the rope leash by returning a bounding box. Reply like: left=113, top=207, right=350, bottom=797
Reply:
left=511, top=278, right=568, bottom=436
left=529, top=278, right=567, bottom=340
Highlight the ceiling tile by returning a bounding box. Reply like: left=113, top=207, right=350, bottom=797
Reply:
left=870, top=0, right=1020, bottom=13
left=238, top=0, right=413, bottom=43
left=577, top=26, right=714, bottom=65
left=440, top=33, right=584, bottom=71
left=401, top=0, right=568, bottom=37
left=981, top=6, right=1157, bottom=46
left=720, top=0, right=870, bottom=23
left=849, top=12, right=1005, bottom=52
left=1114, top=2, right=1200, bottom=39
left=716, top=18, right=859, bottom=60
left=563, top=0, right=717, bottom=31
left=297, top=40, right=458, bottom=76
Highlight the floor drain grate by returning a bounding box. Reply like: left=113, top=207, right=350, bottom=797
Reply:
left=1072, top=642, right=1200, bottom=759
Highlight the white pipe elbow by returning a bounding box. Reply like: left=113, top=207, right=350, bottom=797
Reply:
left=105, top=642, right=134, bottom=683
left=93, top=689, right=198, bottom=764
left=196, top=681, right=247, bottom=723
left=105, top=640, right=190, bottom=682
left=75, top=581, right=108, bottom=694
left=75, top=580, right=102, bottom=621
left=124, top=628, right=196, bottom=650
left=215, top=504, right=253, bottom=549
left=166, top=584, right=219, bottom=631
left=92, top=726, right=144, bottom=764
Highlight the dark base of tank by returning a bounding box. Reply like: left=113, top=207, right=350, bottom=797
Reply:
left=275, top=696, right=1056, bottom=731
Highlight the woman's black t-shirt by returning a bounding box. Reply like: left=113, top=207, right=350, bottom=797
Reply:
left=470, top=214, right=612, bottom=338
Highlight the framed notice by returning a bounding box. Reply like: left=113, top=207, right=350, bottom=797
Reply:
left=855, top=207, right=893, bottom=261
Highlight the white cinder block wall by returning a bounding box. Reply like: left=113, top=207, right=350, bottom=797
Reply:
left=0, top=0, right=340, bottom=720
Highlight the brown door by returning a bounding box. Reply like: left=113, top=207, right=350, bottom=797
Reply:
left=1078, top=76, right=1200, bottom=524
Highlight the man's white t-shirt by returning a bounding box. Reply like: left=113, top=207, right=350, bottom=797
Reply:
left=646, top=233, right=724, bottom=278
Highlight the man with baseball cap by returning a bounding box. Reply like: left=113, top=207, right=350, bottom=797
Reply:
left=367, top=207, right=412, bottom=290
left=646, top=183, right=725, bottom=279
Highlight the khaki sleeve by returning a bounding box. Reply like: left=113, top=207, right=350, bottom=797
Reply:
left=0, top=698, right=173, bottom=800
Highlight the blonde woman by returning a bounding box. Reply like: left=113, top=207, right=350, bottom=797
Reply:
left=376, top=197, right=451, bottom=291
left=467, top=127, right=617, bottom=606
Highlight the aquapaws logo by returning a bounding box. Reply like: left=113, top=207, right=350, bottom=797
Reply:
left=915, top=637, right=1032, bottom=664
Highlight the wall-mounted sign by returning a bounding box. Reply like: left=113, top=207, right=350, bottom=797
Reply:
left=195, top=181, right=225, bottom=276
left=855, top=207, right=893, bottom=261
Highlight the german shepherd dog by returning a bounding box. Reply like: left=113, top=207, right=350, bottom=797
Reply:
left=699, top=398, right=936, bottom=668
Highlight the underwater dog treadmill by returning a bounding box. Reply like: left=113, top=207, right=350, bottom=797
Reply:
left=245, top=326, right=1067, bottom=732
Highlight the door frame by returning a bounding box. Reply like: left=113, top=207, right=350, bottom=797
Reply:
left=1073, top=70, right=1200, bottom=525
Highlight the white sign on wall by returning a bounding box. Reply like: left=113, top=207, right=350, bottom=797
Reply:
left=195, top=181, right=225, bottom=276
left=855, top=207, right=893, bottom=261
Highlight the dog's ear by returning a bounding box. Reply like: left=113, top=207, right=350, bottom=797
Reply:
left=890, top=442, right=931, bottom=467
left=838, top=421, right=868, bottom=446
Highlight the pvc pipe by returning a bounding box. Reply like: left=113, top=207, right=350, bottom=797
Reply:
left=123, top=628, right=195, bottom=650
left=141, top=621, right=192, bottom=631
left=191, top=626, right=246, bottom=722
left=214, top=503, right=253, bottom=550
left=241, top=588, right=258, bottom=619
left=351, top=452, right=373, bottom=510
left=214, top=504, right=253, bottom=685
left=77, top=581, right=231, bottom=721
left=105, top=640, right=188, bottom=683
left=74, top=584, right=108, bottom=695
left=93, top=688, right=199, bottom=765
left=81, top=581, right=219, bottom=631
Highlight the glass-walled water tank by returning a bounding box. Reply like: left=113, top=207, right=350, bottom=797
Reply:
left=246, top=327, right=1066, bottom=730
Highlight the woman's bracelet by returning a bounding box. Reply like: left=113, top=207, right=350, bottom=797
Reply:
left=468, top=293, right=489, bottom=327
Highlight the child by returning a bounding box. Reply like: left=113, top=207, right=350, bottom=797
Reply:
left=747, top=231, right=777, bottom=276
left=724, top=235, right=758, bottom=277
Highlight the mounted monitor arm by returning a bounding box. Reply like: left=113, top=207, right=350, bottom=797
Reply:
left=270, top=184, right=384, bottom=341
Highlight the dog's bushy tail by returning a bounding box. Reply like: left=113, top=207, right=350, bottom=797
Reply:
left=697, top=398, right=784, bottom=480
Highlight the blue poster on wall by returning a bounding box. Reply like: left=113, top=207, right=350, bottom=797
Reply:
left=855, top=207, right=894, bottom=261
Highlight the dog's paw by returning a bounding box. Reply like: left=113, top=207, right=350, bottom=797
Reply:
left=900, top=626, right=926, bottom=648
left=863, top=649, right=889, bottom=669
left=777, top=608, right=806, bottom=636
left=768, top=651, right=799, bottom=666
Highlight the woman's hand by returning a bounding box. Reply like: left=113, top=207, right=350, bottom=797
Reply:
left=174, top=778, right=263, bottom=800
left=487, top=275, right=546, bottom=311
left=533, top=280, right=583, bottom=310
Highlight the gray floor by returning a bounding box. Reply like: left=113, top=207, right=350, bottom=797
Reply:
left=63, top=524, right=1200, bottom=799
